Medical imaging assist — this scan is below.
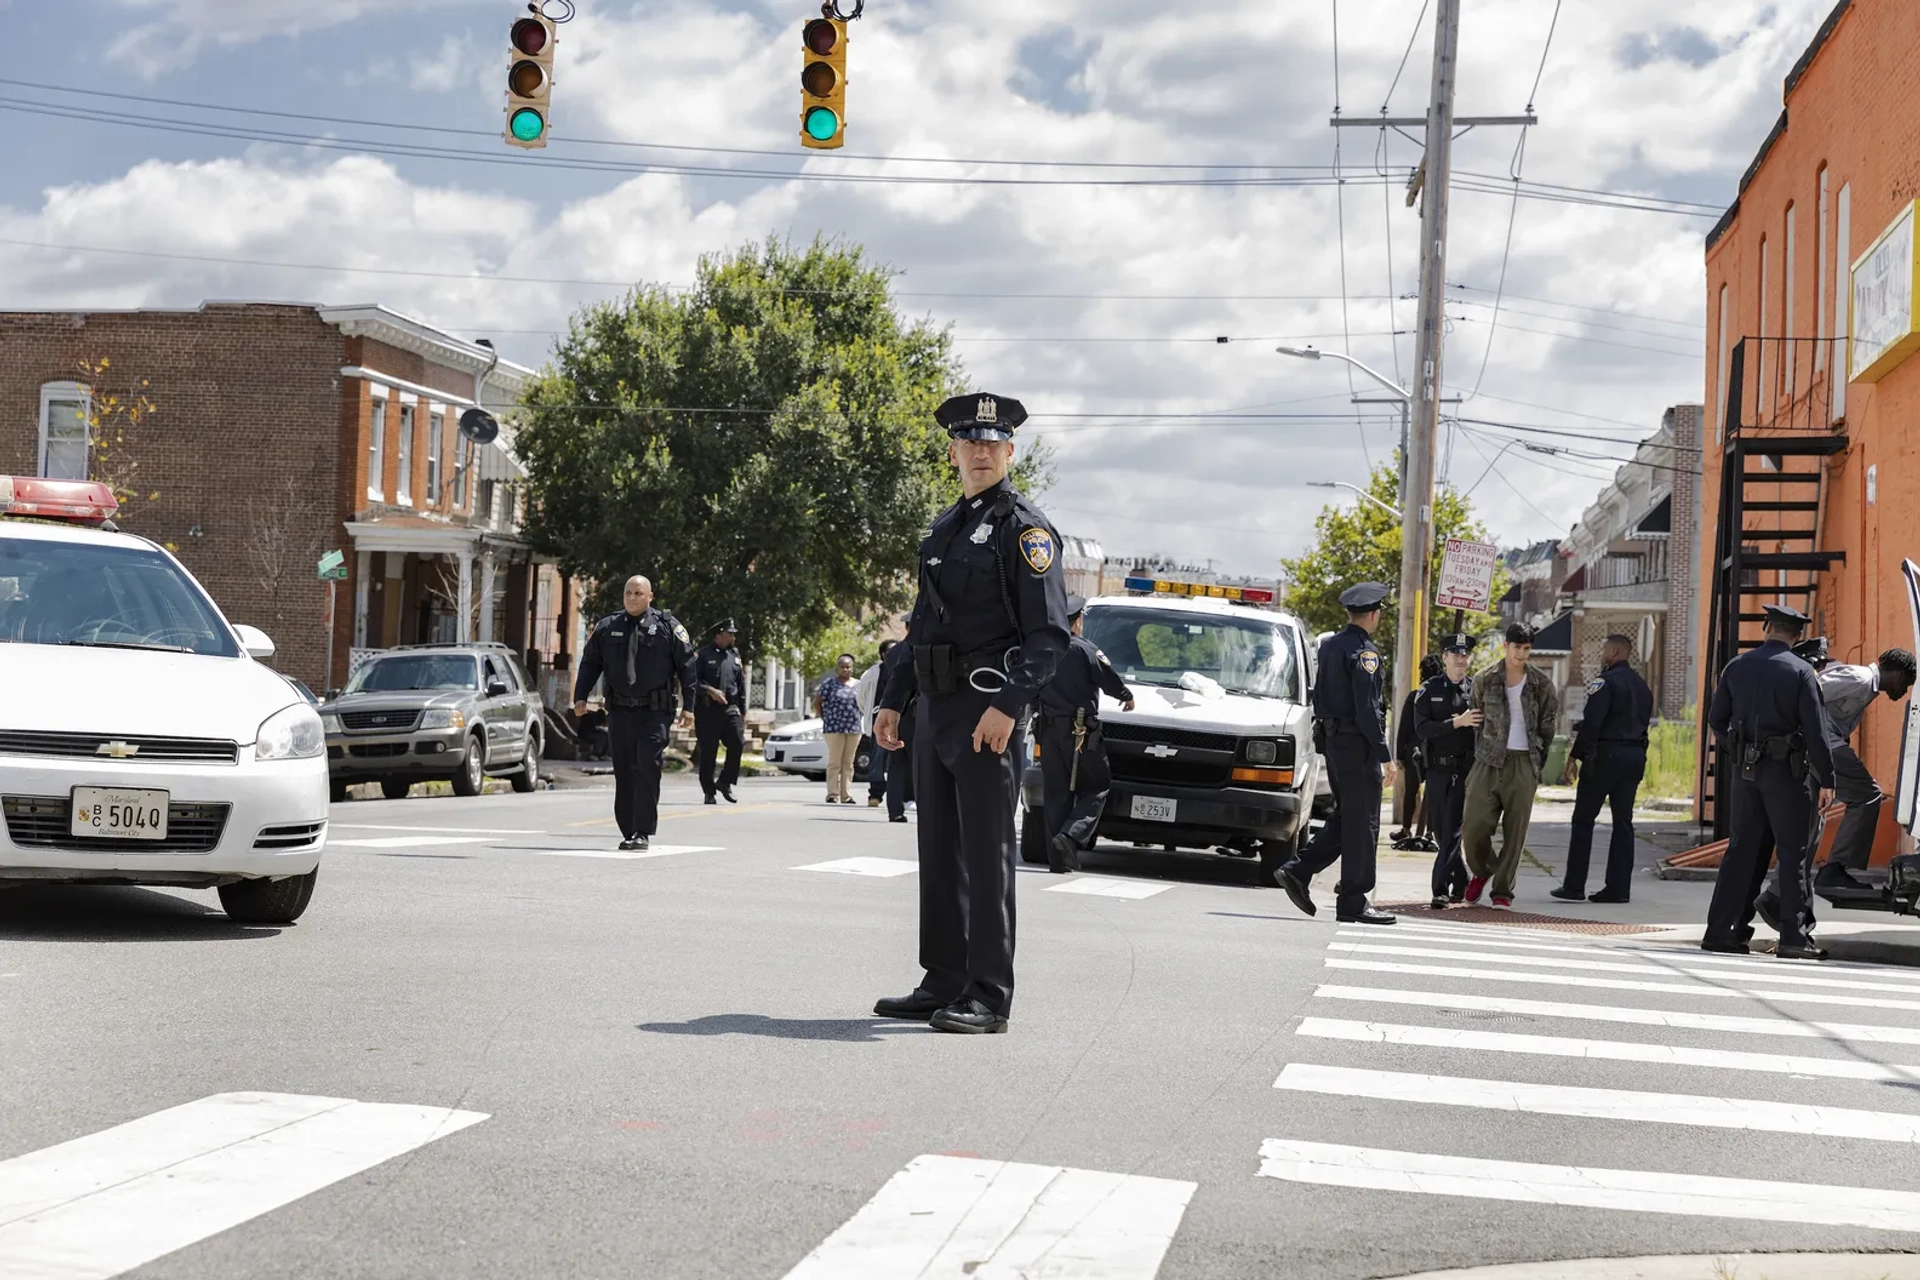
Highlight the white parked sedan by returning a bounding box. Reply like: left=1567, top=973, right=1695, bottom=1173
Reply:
left=760, top=718, right=876, bottom=782
left=0, top=477, right=328, bottom=923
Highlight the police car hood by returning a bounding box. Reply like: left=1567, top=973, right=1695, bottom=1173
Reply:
left=1106, top=680, right=1307, bottom=730
left=0, top=644, right=301, bottom=741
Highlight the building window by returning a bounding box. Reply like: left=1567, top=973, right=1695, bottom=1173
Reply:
left=38, top=382, right=91, bottom=480
left=368, top=398, right=387, bottom=501
left=396, top=403, right=415, bottom=504
left=1816, top=167, right=1830, bottom=373
left=427, top=410, right=444, bottom=504
left=453, top=435, right=468, bottom=509
left=1757, top=236, right=1770, bottom=417
left=1716, top=284, right=1731, bottom=441
left=1783, top=203, right=1796, bottom=397
left=1835, top=182, right=1851, bottom=420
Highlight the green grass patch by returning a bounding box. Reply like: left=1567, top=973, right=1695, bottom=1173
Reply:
left=1644, top=708, right=1698, bottom=803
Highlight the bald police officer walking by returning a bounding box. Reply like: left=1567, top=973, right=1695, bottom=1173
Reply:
left=573, top=575, right=696, bottom=852
left=873, top=393, right=1071, bottom=1035
left=1275, top=582, right=1398, bottom=925
left=1703, top=603, right=1836, bottom=960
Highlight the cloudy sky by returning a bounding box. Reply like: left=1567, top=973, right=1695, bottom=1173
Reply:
left=1, top=0, right=1833, bottom=577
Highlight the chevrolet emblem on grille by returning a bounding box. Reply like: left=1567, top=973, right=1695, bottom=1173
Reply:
left=1144, top=744, right=1178, bottom=758
left=96, top=741, right=140, bottom=759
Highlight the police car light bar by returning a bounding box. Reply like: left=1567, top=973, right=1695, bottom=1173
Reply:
left=0, top=476, right=120, bottom=525
left=1123, top=575, right=1276, bottom=605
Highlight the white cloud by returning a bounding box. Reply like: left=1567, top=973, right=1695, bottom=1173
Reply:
left=105, top=0, right=462, bottom=77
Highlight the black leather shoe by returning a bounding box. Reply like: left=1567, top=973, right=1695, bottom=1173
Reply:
left=874, top=990, right=948, bottom=1020
left=1548, top=886, right=1585, bottom=902
left=1275, top=866, right=1316, bottom=916
left=1756, top=892, right=1781, bottom=934
left=889, top=814, right=908, bottom=823
left=1337, top=905, right=1397, bottom=925
left=1428, top=896, right=1448, bottom=910
left=1049, top=833, right=1082, bottom=874
left=1816, top=866, right=1869, bottom=891
left=1588, top=890, right=1630, bottom=904
left=703, top=795, right=718, bottom=806
left=1700, top=937, right=1750, bottom=955
left=930, top=999, right=1009, bottom=1034
left=721, top=788, right=737, bottom=804
left=1778, top=942, right=1831, bottom=961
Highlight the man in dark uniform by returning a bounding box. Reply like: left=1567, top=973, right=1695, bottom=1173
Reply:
left=693, top=618, right=747, bottom=805
left=573, top=575, right=697, bottom=851
left=872, top=392, right=1071, bottom=1034
left=1703, top=604, right=1836, bottom=959
left=1415, top=632, right=1480, bottom=910
left=1274, top=581, right=1398, bottom=925
left=1036, top=593, right=1136, bottom=873
left=1391, top=652, right=1445, bottom=852
left=1552, top=633, right=1656, bottom=904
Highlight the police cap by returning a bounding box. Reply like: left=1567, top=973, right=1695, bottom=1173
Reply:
left=1338, top=581, right=1392, bottom=612
left=1440, top=632, right=1474, bottom=654
left=710, top=617, right=737, bottom=635
left=1763, top=603, right=1811, bottom=632
left=936, top=392, right=1028, bottom=441
left=1066, top=593, right=1088, bottom=618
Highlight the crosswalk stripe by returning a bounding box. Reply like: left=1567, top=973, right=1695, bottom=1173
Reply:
left=1324, top=957, right=1920, bottom=1012
left=781, top=1153, right=1195, bottom=1279
left=1294, top=1016, right=1920, bottom=1083
left=328, top=824, right=544, bottom=835
left=795, top=857, right=919, bottom=878
left=1255, top=1138, right=1920, bottom=1231
left=1275, top=1062, right=1920, bottom=1143
left=1312, top=983, right=1920, bottom=1046
left=523, top=844, right=720, bottom=860
left=1044, top=878, right=1174, bottom=900
left=0, top=1091, right=487, bottom=1279
left=1328, top=939, right=1920, bottom=996
left=328, top=836, right=486, bottom=849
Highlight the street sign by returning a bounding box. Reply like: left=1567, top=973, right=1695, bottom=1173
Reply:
left=1434, top=537, right=1499, bottom=612
left=317, top=550, right=348, bottom=581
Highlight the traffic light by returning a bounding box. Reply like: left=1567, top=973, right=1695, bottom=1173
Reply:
left=505, top=10, right=556, bottom=150
left=799, top=15, right=847, bottom=150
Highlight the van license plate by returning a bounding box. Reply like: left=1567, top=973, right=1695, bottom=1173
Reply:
left=71, top=787, right=169, bottom=840
left=1130, top=795, right=1177, bottom=823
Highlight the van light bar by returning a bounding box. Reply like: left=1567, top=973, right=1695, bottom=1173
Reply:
left=0, top=476, right=119, bottom=525
left=1123, top=576, right=1275, bottom=605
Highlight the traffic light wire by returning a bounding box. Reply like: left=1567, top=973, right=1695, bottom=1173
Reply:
left=535, top=0, right=576, bottom=21
left=824, top=0, right=865, bottom=18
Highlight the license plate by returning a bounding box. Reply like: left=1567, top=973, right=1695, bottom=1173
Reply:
left=1130, top=795, right=1177, bottom=823
left=71, top=787, right=169, bottom=841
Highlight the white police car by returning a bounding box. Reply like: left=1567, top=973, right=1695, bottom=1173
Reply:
left=0, top=477, right=328, bottom=922
left=1020, top=576, right=1325, bottom=885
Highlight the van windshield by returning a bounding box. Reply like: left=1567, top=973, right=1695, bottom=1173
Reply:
left=1082, top=605, right=1301, bottom=701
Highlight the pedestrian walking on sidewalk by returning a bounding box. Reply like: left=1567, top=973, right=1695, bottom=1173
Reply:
left=1553, top=634, right=1654, bottom=905
left=1414, top=634, right=1479, bottom=909
left=1460, top=624, right=1558, bottom=909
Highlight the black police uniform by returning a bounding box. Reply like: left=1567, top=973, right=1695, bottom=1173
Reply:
left=574, top=606, right=697, bottom=845
left=1278, top=582, right=1394, bottom=924
left=1559, top=656, right=1655, bottom=901
left=1413, top=647, right=1476, bottom=905
left=876, top=393, right=1070, bottom=1032
left=875, top=637, right=917, bottom=820
left=1704, top=611, right=1835, bottom=953
left=1036, top=625, right=1133, bottom=872
left=693, top=622, right=747, bottom=803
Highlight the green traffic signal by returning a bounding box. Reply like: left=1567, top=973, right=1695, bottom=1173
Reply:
left=804, top=106, right=840, bottom=142
left=510, top=108, right=547, bottom=142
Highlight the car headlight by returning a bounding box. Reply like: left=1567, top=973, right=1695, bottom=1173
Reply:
left=256, top=704, right=325, bottom=761
left=421, top=708, right=467, bottom=730
left=792, top=727, right=822, bottom=742
left=320, top=713, right=343, bottom=734
left=1245, top=739, right=1279, bottom=765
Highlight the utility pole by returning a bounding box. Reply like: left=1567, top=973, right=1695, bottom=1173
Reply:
left=1330, top=0, right=1534, bottom=723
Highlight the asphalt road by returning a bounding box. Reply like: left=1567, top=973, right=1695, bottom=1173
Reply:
left=7, top=773, right=1920, bottom=1278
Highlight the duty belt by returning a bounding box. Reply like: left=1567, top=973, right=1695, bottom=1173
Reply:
left=914, top=641, right=1021, bottom=695
left=607, top=687, right=675, bottom=712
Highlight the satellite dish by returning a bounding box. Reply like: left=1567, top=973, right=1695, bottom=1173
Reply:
left=458, top=407, right=500, bottom=446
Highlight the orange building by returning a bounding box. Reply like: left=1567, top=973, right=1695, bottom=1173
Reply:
left=1699, top=0, right=1920, bottom=848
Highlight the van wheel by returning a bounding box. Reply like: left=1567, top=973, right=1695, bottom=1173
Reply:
left=452, top=734, right=486, bottom=796
left=511, top=732, right=541, bottom=793
left=380, top=779, right=411, bottom=800
left=218, top=870, right=317, bottom=924
left=1019, top=810, right=1048, bottom=865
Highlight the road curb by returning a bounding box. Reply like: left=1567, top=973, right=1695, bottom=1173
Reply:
left=1382, top=1254, right=1920, bottom=1279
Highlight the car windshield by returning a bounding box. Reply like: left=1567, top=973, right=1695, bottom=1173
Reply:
left=346, top=654, right=479, bottom=693
left=0, top=533, right=240, bottom=657
left=1083, top=604, right=1301, bottom=701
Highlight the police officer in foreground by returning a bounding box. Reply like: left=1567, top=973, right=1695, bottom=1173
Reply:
left=1552, top=633, right=1655, bottom=905
left=873, top=393, right=1070, bottom=1034
left=1274, top=582, right=1398, bottom=925
left=693, top=618, right=747, bottom=805
left=573, top=575, right=697, bottom=851
left=1414, top=632, right=1480, bottom=910
left=1035, top=593, right=1135, bottom=873
left=1703, top=604, right=1836, bottom=959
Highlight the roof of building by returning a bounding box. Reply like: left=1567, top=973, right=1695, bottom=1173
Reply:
left=1531, top=611, right=1574, bottom=654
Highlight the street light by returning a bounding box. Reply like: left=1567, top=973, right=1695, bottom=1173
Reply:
left=1308, top=480, right=1402, bottom=520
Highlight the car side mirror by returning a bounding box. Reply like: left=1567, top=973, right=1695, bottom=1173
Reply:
left=324, top=689, right=342, bottom=702
left=233, top=624, right=276, bottom=660
left=486, top=679, right=509, bottom=697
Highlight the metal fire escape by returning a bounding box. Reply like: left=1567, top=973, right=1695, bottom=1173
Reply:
left=1698, top=336, right=1848, bottom=840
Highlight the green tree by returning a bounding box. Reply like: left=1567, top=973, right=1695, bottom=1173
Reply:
left=1280, top=462, right=1508, bottom=665
left=516, top=236, right=1049, bottom=661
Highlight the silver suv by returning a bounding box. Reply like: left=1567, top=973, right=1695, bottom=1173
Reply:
left=320, top=643, right=542, bottom=802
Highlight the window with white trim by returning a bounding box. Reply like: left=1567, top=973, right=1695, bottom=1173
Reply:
left=427, top=409, right=444, bottom=504
left=368, top=398, right=387, bottom=501
left=38, top=382, right=91, bottom=480
left=396, top=403, right=415, bottom=504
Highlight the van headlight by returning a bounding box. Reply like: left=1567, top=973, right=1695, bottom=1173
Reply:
left=1244, top=739, right=1279, bottom=765
left=256, top=705, right=325, bottom=761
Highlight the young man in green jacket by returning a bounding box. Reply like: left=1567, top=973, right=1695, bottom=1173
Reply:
left=1461, top=624, right=1560, bottom=908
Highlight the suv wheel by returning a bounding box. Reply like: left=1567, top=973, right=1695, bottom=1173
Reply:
left=511, top=730, right=542, bottom=793
left=218, top=870, right=317, bottom=924
left=1019, top=809, right=1048, bottom=865
left=380, top=779, right=411, bottom=801
left=452, top=733, right=486, bottom=797
left=329, top=778, right=348, bottom=804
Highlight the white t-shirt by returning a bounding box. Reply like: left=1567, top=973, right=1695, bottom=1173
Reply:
left=1505, top=679, right=1528, bottom=751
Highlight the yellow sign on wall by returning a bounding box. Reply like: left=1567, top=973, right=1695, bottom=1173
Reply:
left=1850, top=200, right=1920, bottom=384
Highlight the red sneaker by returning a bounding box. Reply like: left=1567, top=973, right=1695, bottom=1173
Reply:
left=1463, top=876, right=1487, bottom=905
left=1490, top=894, right=1513, bottom=909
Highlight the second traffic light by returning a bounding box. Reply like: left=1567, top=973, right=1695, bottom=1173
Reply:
left=505, top=10, right=556, bottom=150
left=799, top=15, right=847, bottom=150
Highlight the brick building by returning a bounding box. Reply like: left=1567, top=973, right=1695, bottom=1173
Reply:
left=1699, top=0, right=1920, bottom=845
left=0, top=302, right=580, bottom=697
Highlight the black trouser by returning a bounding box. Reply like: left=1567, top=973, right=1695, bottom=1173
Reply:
left=1425, top=762, right=1469, bottom=899
left=1707, top=759, right=1816, bottom=948
left=1393, top=757, right=1426, bottom=834
left=1825, top=743, right=1883, bottom=873
left=695, top=706, right=744, bottom=797
left=912, top=688, right=1019, bottom=1017
left=869, top=742, right=912, bottom=817
left=607, top=706, right=672, bottom=839
left=1286, top=732, right=1382, bottom=917
left=1561, top=743, right=1647, bottom=898
left=1038, top=716, right=1110, bottom=858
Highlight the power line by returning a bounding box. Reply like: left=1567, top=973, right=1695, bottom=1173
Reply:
left=1446, top=312, right=1697, bottom=359
left=1448, top=284, right=1704, bottom=331
left=1456, top=430, right=1566, bottom=530
left=1382, top=0, right=1434, bottom=112
left=1455, top=416, right=1701, bottom=452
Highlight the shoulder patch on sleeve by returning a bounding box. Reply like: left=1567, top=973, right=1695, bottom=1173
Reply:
left=1586, top=677, right=1606, bottom=695
left=672, top=621, right=690, bottom=645
left=1018, top=526, right=1056, bottom=573
left=1358, top=650, right=1381, bottom=675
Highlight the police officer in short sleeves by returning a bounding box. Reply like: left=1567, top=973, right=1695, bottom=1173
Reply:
left=1275, top=582, right=1397, bottom=925
left=873, top=393, right=1071, bottom=1034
